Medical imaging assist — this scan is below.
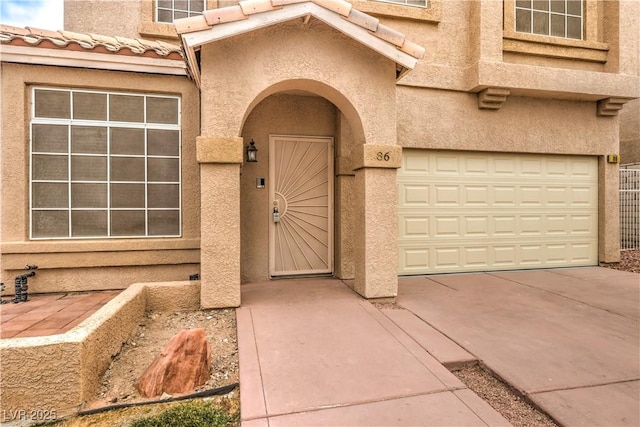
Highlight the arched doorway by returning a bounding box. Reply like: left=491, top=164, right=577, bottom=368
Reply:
left=180, top=3, right=424, bottom=307
left=240, top=88, right=360, bottom=282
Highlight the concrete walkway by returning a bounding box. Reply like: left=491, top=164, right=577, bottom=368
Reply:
left=237, top=279, right=509, bottom=426
left=237, top=268, right=639, bottom=426
left=397, top=267, right=640, bottom=427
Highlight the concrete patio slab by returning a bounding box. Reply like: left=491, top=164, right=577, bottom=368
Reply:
left=268, top=392, right=510, bottom=426
left=530, top=380, right=639, bottom=427
left=237, top=278, right=509, bottom=426
left=493, top=268, right=640, bottom=319
left=397, top=268, right=640, bottom=426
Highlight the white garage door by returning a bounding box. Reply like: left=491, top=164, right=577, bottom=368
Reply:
left=397, top=150, right=598, bottom=275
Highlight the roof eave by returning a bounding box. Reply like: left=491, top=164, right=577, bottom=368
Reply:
left=180, top=2, right=419, bottom=88
left=0, top=44, right=188, bottom=76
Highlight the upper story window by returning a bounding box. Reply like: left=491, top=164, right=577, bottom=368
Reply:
left=515, top=0, right=583, bottom=40
left=156, top=0, right=205, bottom=23
left=30, top=87, right=182, bottom=240
left=377, top=0, right=427, bottom=7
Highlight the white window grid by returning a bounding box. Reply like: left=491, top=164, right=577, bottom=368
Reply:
left=156, top=0, right=204, bottom=23
left=30, top=87, right=182, bottom=240
left=515, top=0, right=583, bottom=40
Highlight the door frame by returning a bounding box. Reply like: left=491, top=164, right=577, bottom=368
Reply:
left=268, top=134, right=334, bottom=277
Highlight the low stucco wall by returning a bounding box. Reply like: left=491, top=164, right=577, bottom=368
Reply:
left=0, top=281, right=201, bottom=421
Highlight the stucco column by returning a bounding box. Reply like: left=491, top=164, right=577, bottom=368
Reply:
left=352, top=144, right=402, bottom=298
left=197, top=136, right=243, bottom=308
left=599, top=157, right=620, bottom=263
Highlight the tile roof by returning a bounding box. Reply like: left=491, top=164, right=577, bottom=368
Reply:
left=175, top=0, right=425, bottom=60
left=0, top=24, right=183, bottom=60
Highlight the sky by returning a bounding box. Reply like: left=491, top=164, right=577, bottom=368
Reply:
left=1, top=0, right=64, bottom=30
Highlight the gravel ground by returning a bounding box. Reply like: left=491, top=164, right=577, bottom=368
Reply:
left=453, top=364, right=557, bottom=427
left=601, top=249, right=640, bottom=273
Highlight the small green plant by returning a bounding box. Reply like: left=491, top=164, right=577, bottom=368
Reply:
left=130, top=400, right=235, bottom=427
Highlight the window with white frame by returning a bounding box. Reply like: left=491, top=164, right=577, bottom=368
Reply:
left=30, top=88, right=181, bottom=239
left=515, top=0, right=583, bottom=39
left=156, top=0, right=205, bottom=23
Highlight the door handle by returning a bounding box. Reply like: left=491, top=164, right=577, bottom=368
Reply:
left=273, top=207, right=280, bottom=223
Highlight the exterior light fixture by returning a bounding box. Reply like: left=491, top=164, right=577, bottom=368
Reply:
left=246, top=139, right=258, bottom=162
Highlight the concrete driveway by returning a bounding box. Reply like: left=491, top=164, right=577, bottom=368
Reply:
left=237, top=267, right=639, bottom=426
left=397, top=267, right=640, bottom=426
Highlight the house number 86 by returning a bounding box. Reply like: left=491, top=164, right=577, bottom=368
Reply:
left=376, top=152, right=390, bottom=161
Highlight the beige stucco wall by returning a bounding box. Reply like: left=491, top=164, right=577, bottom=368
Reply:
left=199, top=19, right=396, bottom=145
left=620, top=99, right=640, bottom=164
left=64, top=0, right=142, bottom=36
left=64, top=0, right=219, bottom=41
left=11, top=0, right=639, bottom=299
left=240, top=94, right=338, bottom=283
left=196, top=17, right=400, bottom=304
left=0, top=62, right=201, bottom=292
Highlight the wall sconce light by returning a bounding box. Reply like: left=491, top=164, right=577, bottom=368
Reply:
left=246, top=139, right=258, bottom=162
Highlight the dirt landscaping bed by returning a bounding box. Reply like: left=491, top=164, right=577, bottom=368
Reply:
left=47, top=308, right=240, bottom=426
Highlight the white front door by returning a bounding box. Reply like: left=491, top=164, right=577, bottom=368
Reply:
left=269, top=135, right=333, bottom=277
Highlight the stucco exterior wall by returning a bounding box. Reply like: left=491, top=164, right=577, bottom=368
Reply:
left=620, top=99, right=640, bottom=164
left=397, top=88, right=618, bottom=154
left=64, top=0, right=219, bottom=41
left=199, top=19, right=397, bottom=145
left=0, top=62, right=201, bottom=292
left=64, top=0, right=142, bottom=37
left=240, top=94, right=337, bottom=283
left=196, top=17, right=399, bottom=304
left=8, top=0, right=638, bottom=298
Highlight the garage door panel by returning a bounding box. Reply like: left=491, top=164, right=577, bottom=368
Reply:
left=400, top=248, right=430, bottom=271
left=399, top=186, right=430, bottom=207
left=494, top=186, right=517, bottom=205
left=465, top=217, right=489, bottom=236
left=398, top=150, right=598, bottom=275
left=400, top=216, right=430, bottom=239
left=465, top=186, right=490, bottom=205
left=435, top=185, right=459, bottom=205
left=434, top=216, right=460, bottom=237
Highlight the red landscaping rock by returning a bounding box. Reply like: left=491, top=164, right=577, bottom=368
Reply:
left=135, top=328, right=211, bottom=398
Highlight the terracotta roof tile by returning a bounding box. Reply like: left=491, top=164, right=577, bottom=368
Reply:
left=175, top=0, right=424, bottom=61
left=399, top=39, right=425, bottom=59
left=312, top=0, right=352, bottom=17
left=374, top=23, right=405, bottom=47
left=345, top=8, right=379, bottom=32
left=271, top=0, right=307, bottom=5
left=0, top=24, right=29, bottom=36
left=0, top=25, right=183, bottom=60
left=173, top=15, right=210, bottom=34
left=203, top=6, right=248, bottom=25
left=239, top=0, right=282, bottom=15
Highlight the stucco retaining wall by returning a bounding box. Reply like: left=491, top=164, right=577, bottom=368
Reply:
left=0, top=281, right=201, bottom=422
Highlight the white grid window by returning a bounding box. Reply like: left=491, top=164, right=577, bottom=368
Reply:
left=30, top=87, right=182, bottom=240
left=156, top=0, right=205, bottom=23
left=515, top=0, right=583, bottom=40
